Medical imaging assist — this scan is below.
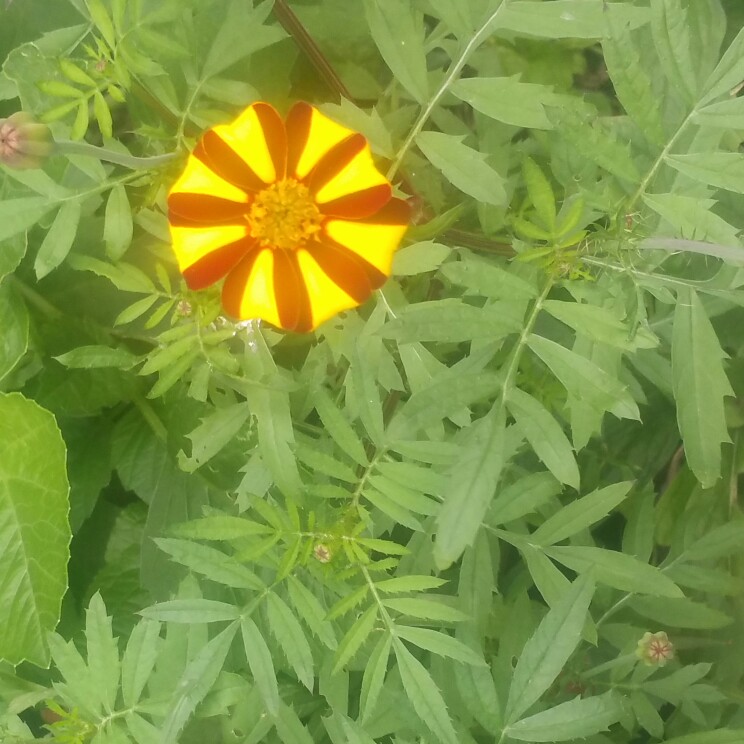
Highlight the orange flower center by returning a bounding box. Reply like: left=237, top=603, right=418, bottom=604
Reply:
left=247, top=179, right=323, bottom=250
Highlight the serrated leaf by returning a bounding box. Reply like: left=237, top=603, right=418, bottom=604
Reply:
left=140, top=599, right=240, bottom=623
left=546, top=545, right=683, bottom=597
left=394, top=639, right=458, bottom=744
left=360, top=632, right=391, bottom=722
left=396, top=626, right=484, bottom=665
left=286, top=577, right=337, bottom=650
left=0, top=281, right=28, bottom=383
left=491, top=472, right=561, bottom=525
left=34, top=200, right=82, bottom=279
left=672, top=288, right=732, bottom=487
left=241, top=617, right=279, bottom=715
left=665, top=152, right=744, bottom=195
left=313, top=387, right=368, bottom=467
left=266, top=592, right=314, bottom=690
left=441, top=256, right=538, bottom=300
left=84, top=593, right=120, bottom=714
left=701, top=26, right=744, bottom=105
left=631, top=690, right=664, bottom=739
left=506, top=388, right=579, bottom=489
left=121, top=619, right=161, bottom=708
left=332, top=605, right=378, bottom=674
left=0, top=393, right=69, bottom=666
left=392, top=240, right=452, bottom=276
left=0, top=197, right=54, bottom=243
left=694, top=96, right=744, bottom=128
left=416, top=131, right=507, bottom=206
left=155, top=537, right=263, bottom=590
left=363, top=0, right=428, bottom=104
left=650, top=0, right=697, bottom=104
left=274, top=702, right=315, bottom=744
left=160, top=621, right=238, bottom=744
left=505, top=573, right=595, bottom=723
left=170, top=514, right=272, bottom=540
left=531, top=482, right=632, bottom=546
left=506, top=692, right=625, bottom=742
left=435, top=409, right=507, bottom=568
left=528, top=334, right=639, bottom=420
left=676, top=521, right=744, bottom=563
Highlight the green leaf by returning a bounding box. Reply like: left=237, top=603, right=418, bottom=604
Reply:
left=416, top=132, right=507, bottom=206
left=676, top=521, right=744, bottom=563
left=531, top=482, right=632, bottom=546
left=435, top=409, right=507, bottom=569
left=202, top=0, right=286, bottom=79
left=34, top=200, right=82, bottom=279
left=673, top=289, right=732, bottom=487
left=170, top=514, right=272, bottom=540
left=450, top=76, right=555, bottom=129
left=491, top=472, right=561, bottom=525
left=0, top=280, right=28, bottom=383
left=160, top=621, right=238, bottom=744
left=121, top=619, right=161, bottom=708
left=93, top=90, right=113, bottom=137
left=286, top=576, right=337, bottom=650
left=241, top=617, right=279, bottom=716
left=313, top=387, right=368, bottom=467
left=392, top=241, right=452, bottom=276
left=650, top=0, right=697, bottom=104
left=701, top=26, right=744, bottom=105
left=441, top=256, right=538, bottom=300
left=155, top=538, right=263, bottom=590
left=37, top=79, right=84, bottom=97
left=630, top=596, right=732, bottom=629
left=693, top=96, right=744, bottom=129
left=266, top=592, right=314, bottom=690
left=54, top=345, right=137, bottom=370
left=662, top=730, right=744, bottom=744
left=360, top=633, right=391, bottom=722
left=84, top=593, right=120, bottom=714
left=0, top=197, right=54, bottom=243
left=542, top=299, right=655, bottom=351
left=332, top=605, right=378, bottom=674
left=631, top=690, right=664, bottom=739
left=0, top=393, right=69, bottom=665
left=382, top=598, right=468, bottom=623
left=59, top=58, right=96, bottom=86
left=374, top=575, right=446, bottom=593
left=363, top=0, right=428, bottom=104
left=545, top=545, right=683, bottom=597
left=85, top=0, right=116, bottom=48
left=140, top=599, right=240, bottom=623
left=274, top=702, right=315, bottom=744
left=104, top=184, right=133, bottom=260
left=381, top=299, right=522, bottom=343
left=506, top=692, right=625, bottom=742
left=523, top=158, right=556, bottom=229
left=506, top=388, right=579, bottom=489
left=454, top=661, right=502, bottom=733
left=394, top=639, right=458, bottom=744
left=527, top=334, right=639, bottom=420
left=643, top=193, right=741, bottom=248
left=71, top=99, right=90, bottom=140
left=505, top=573, right=594, bottom=724
left=498, top=0, right=649, bottom=39
left=665, top=152, right=744, bottom=195
left=396, top=626, right=484, bottom=665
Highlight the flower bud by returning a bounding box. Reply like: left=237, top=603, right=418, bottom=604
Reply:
left=636, top=631, right=674, bottom=666
left=0, top=112, right=53, bottom=170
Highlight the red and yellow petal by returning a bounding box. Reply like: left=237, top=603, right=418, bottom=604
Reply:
left=222, top=248, right=284, bottom=329
left=212, top=102, right=286, bottom=184
left=323, top=197, right=411, bottom=276
left=171, top=224, right=249, bottom=276
left=169, top=154, right=247, bottom=204
left=285, top=102, right=357, bottom=181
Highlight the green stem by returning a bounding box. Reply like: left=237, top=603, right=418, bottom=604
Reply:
left=54, top=139, right=178, bottom=170
left=386, top=0, right=512, bottom=180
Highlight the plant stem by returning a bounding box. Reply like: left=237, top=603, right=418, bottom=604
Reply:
left=54, top=139, right=178, bottom=169
left=386, top=0, right=512, bottom=180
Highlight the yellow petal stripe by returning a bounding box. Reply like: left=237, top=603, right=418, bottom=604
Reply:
left=314, top=142, right=390, bottom=205
left=212, top=105, right=279, bottom=184
left=296, top=248, right=358, bottom=328
left=170, top=154, right=246, bottom=203
left=324, top=217, right=408, bottom=276
left=292, top=105, right=356, bottom=180
left=221, top=248, right=282, bottom=328
left=170, top=224, right=248, bottom=273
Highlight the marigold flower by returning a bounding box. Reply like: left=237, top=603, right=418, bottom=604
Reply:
left=0, top=112, right=53, bottom=170
left=636, top=630, right=674, bottom=666
left=167, top=102, right=410, bottom=332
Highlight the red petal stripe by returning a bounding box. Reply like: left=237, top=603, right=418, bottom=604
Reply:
left=182, top=235, right=256, bottom=290
left=196, top=132, right=267, bottom=193
left=168, top=192, right=248, bottom=227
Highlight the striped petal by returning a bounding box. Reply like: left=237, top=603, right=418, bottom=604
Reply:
left=221, top=248, right=283, bottom=329
left=323, top=197, right=411, bottom=276
left=285, top=102, right=357, bottom=181
left=171, top=224, right=249, bottom=276
left=212, top=102, right=286, bottom=184
left=182, top=236, right=256, bottom=290
left=169, top=153, right=247, bottom=204
left=168, top=192, right=249, bottom=227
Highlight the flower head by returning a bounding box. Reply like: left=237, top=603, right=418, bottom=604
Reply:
left=168, top=102, right=410, bottom=332
left=0, top=112, right=53, bottom=170
left=636, top=631, right=674, bottom=666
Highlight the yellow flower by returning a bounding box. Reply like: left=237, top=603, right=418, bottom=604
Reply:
left=168, top=102, right=410, bottom=332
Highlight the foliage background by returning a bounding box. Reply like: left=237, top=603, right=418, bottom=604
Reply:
left=1, top=0, right=744, bottom=742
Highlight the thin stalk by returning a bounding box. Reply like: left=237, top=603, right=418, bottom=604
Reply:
left=54, top=139, right=178, bottom=169
left=386, top=0, right=512, bottom=180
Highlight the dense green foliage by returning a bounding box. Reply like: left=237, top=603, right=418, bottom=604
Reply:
left=2, top=0, right=744, bottom=742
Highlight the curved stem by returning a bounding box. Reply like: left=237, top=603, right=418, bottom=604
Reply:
left=54, top=139, right=178, bottom=170
left=386, top=0, right=512, bottom=180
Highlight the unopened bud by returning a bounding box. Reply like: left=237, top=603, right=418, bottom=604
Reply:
left=0, top=112, right=53, bottom=170
left=636, top=631, right=674, bottom=666
left=313, top=543, right=332, bottom=563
